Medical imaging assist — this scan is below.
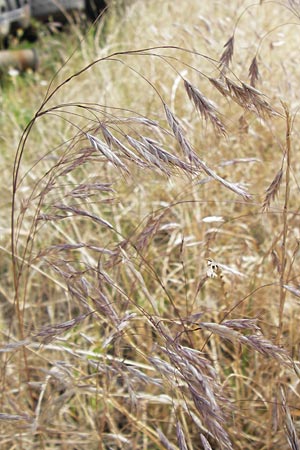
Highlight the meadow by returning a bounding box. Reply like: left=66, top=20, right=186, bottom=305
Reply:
left=1, top=0, right=300, bottom=448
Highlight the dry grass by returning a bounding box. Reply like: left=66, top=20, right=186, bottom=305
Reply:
left=1, top=0, right=300, bottom=448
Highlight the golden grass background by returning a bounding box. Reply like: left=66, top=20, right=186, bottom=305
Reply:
left=1, top=0, right=300, bottom=448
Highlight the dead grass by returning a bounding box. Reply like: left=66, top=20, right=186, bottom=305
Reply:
left=1, top=0, right=300, bottom=449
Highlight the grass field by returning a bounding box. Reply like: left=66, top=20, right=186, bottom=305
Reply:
left=1, top=0, right=300, bottom=448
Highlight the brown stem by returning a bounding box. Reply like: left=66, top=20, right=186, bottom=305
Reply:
left=277, top=102, right=291, bottom=344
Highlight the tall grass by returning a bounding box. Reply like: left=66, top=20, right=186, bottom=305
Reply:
left=1, top=0, right=300, bottom=448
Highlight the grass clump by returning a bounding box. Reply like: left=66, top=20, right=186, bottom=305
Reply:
left=1, top=0, right=300, bottom=449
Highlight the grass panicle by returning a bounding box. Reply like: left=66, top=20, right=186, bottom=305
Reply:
left=183, top=79, right=227, bottom=135
left=219, top=35, right=235, bottom=72
left=262, top=166, right=283, bottom=211
left=249, top=56, right=260, bottom=87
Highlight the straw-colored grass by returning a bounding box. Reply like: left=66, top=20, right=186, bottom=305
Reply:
left=1, top=0, right=300, bottom=448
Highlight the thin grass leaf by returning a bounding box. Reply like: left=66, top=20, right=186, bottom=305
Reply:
left=222, top=318, right=260, bottom=331
left=199, top=162, right=252, bottom=200
left=157, top=429, right=176, bottom=450
left=0, top=339, right=30, bottom=353
left=281, top=387, right=300, bottom=450
left=200, top=434, right=213, bottom=450
left=68, top=182, right=114, bottom=199
left=54, top=203, right=114, bottom=229
left=219, top=157, right=260, bottom=167
left=0, top=413, right=32, bottom=422
left=176, top=421, right=188, bottom=450
left=283, top=285, right=300, bottom=298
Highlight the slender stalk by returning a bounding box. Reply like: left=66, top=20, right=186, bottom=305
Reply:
left=277, top=103, right=291, bottom=344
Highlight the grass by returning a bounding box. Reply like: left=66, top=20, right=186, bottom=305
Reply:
left=1, top=0, right=300, bottom=448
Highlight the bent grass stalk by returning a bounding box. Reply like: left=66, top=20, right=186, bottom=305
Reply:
left=3, top=1, right=300, bottom=449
